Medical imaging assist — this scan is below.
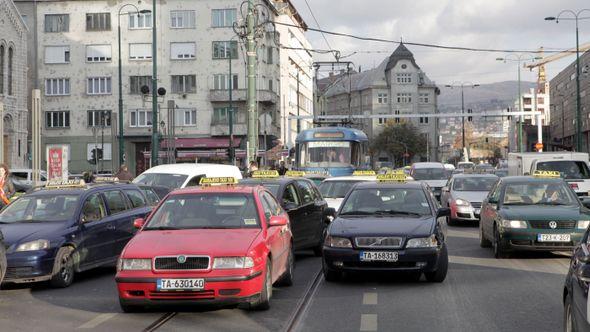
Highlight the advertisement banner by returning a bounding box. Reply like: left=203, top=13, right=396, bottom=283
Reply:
left=47, top=145, right=69, bottom=181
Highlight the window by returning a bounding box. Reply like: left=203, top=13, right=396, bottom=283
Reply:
left=7, top=48, right=13, bottom=95
left=0, top=45, right=3, bottom=93
left=282, top=184, right=300, bottom=206
left=212, top=107, right=237, bottom=124
left=81, top=194, right=106, bottom=223
left=212, top=9, right=236, bottom=27
left=129, top=43, right=152, bottom=60
left=130, top=109, right=152, bottom=127
left=394, top=110, right=400, bottom=123
left=397, top=93, right=412, bottom=103
left=87, top=110, right=111, bottom=127
left=297, top=181, right=315, bottom=204
left=45, top=14, right=69, bottom=32
left=87, top=77, right=112, bottom=95
left=378, top=116, right=387, bottom=125
left=129, top=76, right=152, bottom=94
left=171, top=75, right=196, bottom=93
left=129, top=12, right=152, bottom=29
left=268, top=79, right=273, bottom=92
left=86, top=13, right=111, bottom=31
left=377, top=93, right=388, bottom=104
left=396, top=73, right=412, bottom=83
left=267, top=47, right=273, bottom=64
left=213, top=74, right=238, bottom=90
left=212, top=41, right=238, bottom=59
left=170, top=42, right=196, bottom=60
left=103, top=191, right=128, bottom=214
left=181, top=108, right=197, bottom=126
left=45, top=78, right=70, bottom=96
left=419, top=92, right=429, bottom=103
left=44, top=46, right=70, bottom=64
left=419, top=117, right=429, bottom=124
left=124, top=190, right=147, bottom=208
left=45, top=111, right=70, bottom=128
left=171, top=10, right=196, bottom=28
left=86, top=44, right=111, bottom=62
left=261, top=192, right=281, bottom=217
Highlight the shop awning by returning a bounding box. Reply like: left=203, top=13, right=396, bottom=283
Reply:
left=160, top=137, right=242, bottom=149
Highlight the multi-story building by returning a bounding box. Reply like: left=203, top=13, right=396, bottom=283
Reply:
left=514, top=87, right=550, bottom=126
left=0, top=0, right=28, bottom=168
left=321, top=43, right=440, bottom=162
left=549, top=50, right=590, bottom=151
left=14, top=0, right=312, bottom=175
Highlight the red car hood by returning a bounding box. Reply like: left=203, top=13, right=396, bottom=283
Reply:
left=123, top=228, right=262, bottom=258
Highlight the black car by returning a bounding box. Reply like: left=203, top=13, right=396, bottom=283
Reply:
left=0, top=230, right=6, bottom=285
left=323, top=180, right=449, bottom=282
left=240, top=176, right=330, bottom=255
left=563, top=228, right=590, bottom=331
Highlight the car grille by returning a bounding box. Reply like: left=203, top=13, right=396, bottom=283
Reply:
left=470, top=202, right=482, bottom=209
left=529, top=221, right=576, bottom=229
left=4, top=267, right=34, bottom=280
left=355, top=237, right=403, bottom=249
left=154, top=256, right=209, bottom=270
left=148, top=290, right=215, bottom=300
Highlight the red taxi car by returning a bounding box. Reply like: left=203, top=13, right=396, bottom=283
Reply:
left=115, top=178, right=294, bottom=312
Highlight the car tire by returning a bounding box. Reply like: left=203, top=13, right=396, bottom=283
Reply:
left=119, top=300, right=141, bottom=313
left=446, top=216, right=455, bottom=226
left=425, top=245, right=448, bottom=283
left=248, top=260, right=272, bottom=311
left=276, top=247, right=294, bottom=287
left=493, top=225, right=508, bottom=259
left=50, top=247, right=75, bottom=288
left=322, top=260, right=341, bottom=282
left=479, top=223, right=492, bottom=248
left=564, top=292, right=575, bottom=332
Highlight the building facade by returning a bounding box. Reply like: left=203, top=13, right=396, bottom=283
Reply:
left=0, top=0, right=28, bottom=168
left=321, top=43, right=440, bottom=162
left=14, top=0, right=311, bottom=175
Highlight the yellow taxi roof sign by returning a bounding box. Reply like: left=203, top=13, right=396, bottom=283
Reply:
left=199, top=177, right=238, bottom=186
left=386, top=169, right=406, bottom=175
left=305, top=170, right=329, bottom=176
left=353, top=170, right=376, bottom=176
left=46, top=179, right=86, bottom=189
left=533, top=170, right=561, bottom=178
left=285, top=170, right=306, bottom=177
left=251, top=170, right=280, bottom=178
left=377, top=173, right=408, bottom=183
left=94, top=176, right=120, bottom=183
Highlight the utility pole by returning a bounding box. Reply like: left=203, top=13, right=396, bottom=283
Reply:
left=296, top=70, right=300, bottom=133
left=246, top=0, right=258, bottom=163
left=461, top=86, right=465, bottom=150
left=228, top=44, right=235, bottom=165
left=150, top=0, right=158, bottom=167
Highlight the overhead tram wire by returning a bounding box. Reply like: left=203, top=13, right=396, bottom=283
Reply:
left=303, top=0, right=337, bottom=61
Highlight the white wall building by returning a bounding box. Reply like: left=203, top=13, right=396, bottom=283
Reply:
left=15, top=0, right=311, bottom=174
left=515, top=86, right=550, bottom=126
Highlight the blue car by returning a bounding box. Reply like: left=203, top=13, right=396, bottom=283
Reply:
left=0, top=181, right=152, bottom=287
left=563, top=227, right=590, bottom=331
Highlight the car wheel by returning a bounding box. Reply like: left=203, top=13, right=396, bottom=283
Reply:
left=50, top=247, right=75, bottom=288
left=276, top=247, right=294, bottom=287
left=446, top=216, right=455, bottom=226
left=322, top=260, right=341, bottom=282
left=248, top=260, right=272, bottom=310
left=493, top=225, right=508, bottom=259
left=479, top=222, right=492, bottom=248
left=564, top=292, right=575, bottom=332
left=425, top=245, right=448, bottom=283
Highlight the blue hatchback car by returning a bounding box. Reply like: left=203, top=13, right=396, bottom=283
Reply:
left=0, top=181, right=152, bottom=287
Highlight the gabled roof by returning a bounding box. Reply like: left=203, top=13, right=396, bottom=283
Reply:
left=385, top=42, right=420, bottom=72
left=324, top=59, right=389, bottom=97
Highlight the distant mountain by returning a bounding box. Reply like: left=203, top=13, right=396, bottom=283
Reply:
left=438, top=81, right=537, bottom=111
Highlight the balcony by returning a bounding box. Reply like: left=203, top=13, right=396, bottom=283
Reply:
left=209, top=89, right=279, bottom=105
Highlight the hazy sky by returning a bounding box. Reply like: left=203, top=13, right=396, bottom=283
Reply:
left=289, top=0, right=589, bottom=85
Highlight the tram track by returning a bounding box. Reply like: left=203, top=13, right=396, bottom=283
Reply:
left=283, top=267, right=323, bottom=332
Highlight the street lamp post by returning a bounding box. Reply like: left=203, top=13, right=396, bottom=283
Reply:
left=445, top=82, right=479, bottom=160
left=150, top=0, right=158, bottom=167
left=496, top=54, right=542, bottom=152
left=117, top=6, right=151, bottom=168
left=546, top=9, right=590, bottom=152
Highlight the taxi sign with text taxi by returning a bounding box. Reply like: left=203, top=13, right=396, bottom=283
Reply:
left=377, top=170, right=409, bottom=183
left=251, top=170, right=280, bottom=178
left=353, top=170, right=376, bottom=176
left=199, top=177, right=238, bottom=186
left=94, top=176, right=120, bottom=183
left=304, top=170, right=330, bottom=176
left=533, top=170, right=561, bottom=178
left=285, top=170, right=306, bottom=177
left=45, top=179, right=86, bottom=189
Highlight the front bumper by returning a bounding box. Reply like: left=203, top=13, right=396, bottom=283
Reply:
left=323, top=246, right=442, bottom=273
left=3, top=249, right=57, bottom=283
left=451, top=204, right=480, bottom=221
left=497, top=228, right=584, bottom=252
left=116, top=269, right=265, bottom=306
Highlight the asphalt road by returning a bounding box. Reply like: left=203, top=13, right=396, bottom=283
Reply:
left=0, top=224, right=571, bottom=332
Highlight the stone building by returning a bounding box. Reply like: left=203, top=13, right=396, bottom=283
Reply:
left=0, top=0, right=28, bottom=168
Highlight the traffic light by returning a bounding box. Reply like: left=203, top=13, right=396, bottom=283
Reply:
left=89, top=148, right=97, bottom=164
left=96, top=148, right=103, bottom=160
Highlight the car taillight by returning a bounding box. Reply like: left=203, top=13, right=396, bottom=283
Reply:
left=569, top=183, right=579, bottom=191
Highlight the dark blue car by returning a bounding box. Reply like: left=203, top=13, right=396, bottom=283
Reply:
left=0, top=182, right=152, bottom=287
left=563, top=227, right=590, bottom=331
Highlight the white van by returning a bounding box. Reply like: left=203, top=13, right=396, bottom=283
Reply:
left=133, top=163, right=243, bottom=190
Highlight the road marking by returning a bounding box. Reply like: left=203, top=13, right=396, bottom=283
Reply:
left=449, top=255, right=568, bottom=275
left=78, top=313, right=117, bottom=329
left=447, top=229, right=479, bottom=239
left=362, top=293, right=378, bottom=305
left=360, top=314, right=377, bottom=331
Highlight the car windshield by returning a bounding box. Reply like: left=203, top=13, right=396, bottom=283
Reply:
left=340, top=188, right=431, bottom=216
left=0, top=194, right=80, bottom=223
left=411, top=168, right=447, bottom=180
left=319, top=180, right=363, bottom=198
left=502, top=182, right=578, bottom=206
left=457, top=163, right=474, bottom=169
left=536, top=160, right=590, bottom=180
left=453, top=177, right=497, bottom=191
left=144, top=193, right=260, bottom=230
left=133, top=173, right=188, bottom=190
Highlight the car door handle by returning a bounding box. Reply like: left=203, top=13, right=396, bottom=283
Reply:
left=106, top=224, right=116, bottom=230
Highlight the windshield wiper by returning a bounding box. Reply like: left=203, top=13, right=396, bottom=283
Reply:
left=374, top=210, right=424, bottom=217
left=503, top=202, right=531, bottom=206
left=537, top=202, right=571, bottom=206
left=339, top=211, right=373, bottom=216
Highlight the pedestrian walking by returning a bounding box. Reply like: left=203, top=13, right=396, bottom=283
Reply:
left=277, top=161, right=288, bottom=176
left=0, top=164, right=15, bottom=209
left=248, top=161, right=259, bottom=177
left=115, top=164, right=134, bottom=181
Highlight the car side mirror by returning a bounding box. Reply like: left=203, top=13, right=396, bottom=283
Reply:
left=283, top=202, right=298, bottom=211
left=133, top=218, right=146, bottom=229
left=269, top=216, right=288, bottom=227
left=437, top=207, right=450, bottom=217
left=577, top=261, right=590, bottom=282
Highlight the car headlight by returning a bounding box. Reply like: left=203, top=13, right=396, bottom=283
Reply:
left=406, top=234, right=438, bottom=248
left=455, top=198, right=470, bottom=207
left=213, top=257, right=255, bottom=269
left=15, top=239, right=50, bottom=252
left=500, top=220, right=528, bottom=229
left=578, top=220, right=590, bottom=229
left=119, top=258, right=152, bottom=271
left=324, top=235, right=352, bottom=248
